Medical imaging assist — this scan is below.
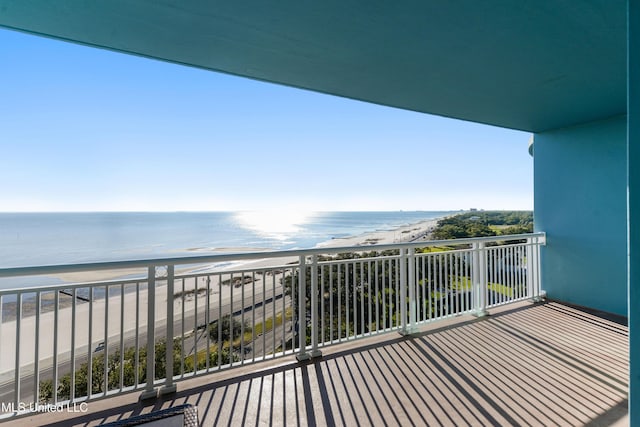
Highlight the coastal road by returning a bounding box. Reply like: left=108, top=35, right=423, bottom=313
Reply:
left=0, top=286, right=289, bottom=405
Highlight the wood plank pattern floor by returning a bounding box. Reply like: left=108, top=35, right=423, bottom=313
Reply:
left=4, top=301, right=628, bottom=426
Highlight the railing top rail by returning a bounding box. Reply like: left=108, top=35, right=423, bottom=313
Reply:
left=0, top=232, right=545, bottom=279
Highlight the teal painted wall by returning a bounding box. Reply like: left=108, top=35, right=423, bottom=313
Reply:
left=629, top=0, right=639, bottom=422
left=534, top=115, right=627, bottom=316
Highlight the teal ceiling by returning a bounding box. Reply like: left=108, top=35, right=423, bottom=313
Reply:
left=0, top=1, right=627, bottom=132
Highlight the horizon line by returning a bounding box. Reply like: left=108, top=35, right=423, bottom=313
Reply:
left=0, top=208, right=536, bottom=214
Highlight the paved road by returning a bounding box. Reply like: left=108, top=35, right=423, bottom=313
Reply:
left=0, top=286, right=289, bottom=405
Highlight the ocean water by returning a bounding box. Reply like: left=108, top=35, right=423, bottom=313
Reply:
left=0, top=211, right=452, bottom=269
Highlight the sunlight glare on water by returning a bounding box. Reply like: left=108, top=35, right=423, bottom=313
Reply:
left=234, top=210, right=313, bottom=240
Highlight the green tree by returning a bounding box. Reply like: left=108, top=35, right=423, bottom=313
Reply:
left=208, top=315, right=250, bottom=343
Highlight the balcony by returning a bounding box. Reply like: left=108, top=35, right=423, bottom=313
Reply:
left=0, top=234, right=628, bottom=425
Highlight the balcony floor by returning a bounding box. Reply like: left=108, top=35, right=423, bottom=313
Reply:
left=4, top=301, right=628, bottom=427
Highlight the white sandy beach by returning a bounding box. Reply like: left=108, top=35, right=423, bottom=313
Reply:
left=320, top=217, right=439, bottom=247
left=0, top=216, right=444, bottom=380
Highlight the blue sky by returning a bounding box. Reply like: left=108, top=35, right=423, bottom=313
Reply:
left=1, top=28, right=533, bottom=212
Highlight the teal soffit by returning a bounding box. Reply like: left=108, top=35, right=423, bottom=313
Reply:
left=0, top=0, right=627, bottom=133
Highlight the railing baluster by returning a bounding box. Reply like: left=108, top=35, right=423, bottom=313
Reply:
left=71, top=288, right=77, bottom=400
left=516, top=245, right=520, bottom=299
left=230, top=272, right=235, bottom=363
left=262, top=270, right=266, bottom=359
left=345, top=262, right=350, bottom=339
left=271, top=271, right=275, bottom=356
left=358, top=262, right=362, bottom=336
left=338, top=264, right=342, bottom=342
left=438, top=253, right=444, bottom=318
left=500, top=246, right=506, bottom=305
left=103, top=285, right=109, bottom=395
left=241, top=269, right=246, bottom=364
left=380, top=260, right=384, bottom=330
left=0, top=296, right=2, bottom=385
left=492, top=247, right=497, bottom=306
left=509, top=246, right=515, bottom=300
left=329, top=263, right=334, bottom=343
left=462, top=251, right=472, bottom=312
left=394, top=258, right=399, bottom=328
left=219, top=273, right=223, bottom=369
left=445, top=252, right=450, bottom=317
left=206, top=276, right=212, bottom=369
left=482, top=244, right=489, bottom=311
left=88, top=287, right=94, bottom=398
left=320, top=263, right=326, bottom=346
left=504, top=246, right=509, bottom=304
left=194, top=274, right=199, bottom=370
left=448, top=252, right=454, bottom=315
left=509, top=246, right=513, bottom=301
left=250, top=271, right=255, bottom=363
left=427, top=254, right=433, bottom=321
left=353, top=261, right=358, bottom=337
left=53, top=290, right=59, bottom=402
left=520, top=244, right=526, bottom=299
left=367, top=260, right=372, bottom=336
left=374, top=260, right=380, bottom=331
left=119, top=283, right=124, bottom=392
left=273, top=269, right=284, bottom=355
left=418, top=255, right=424, bottom=322
left=180, top=278, right=185, bottom=376
left=14, top=293, right=21, bottom=408
left=462, top=250, right=468, bottom=312
left=455, top=252, right=461, bottom=314
left=135, top=282, right=140, bottom=387
left=33, top=291, right=40, bottom=403
left=446, top=253, right=451, bottom=317
left=516, top=245, right=521, bottom=299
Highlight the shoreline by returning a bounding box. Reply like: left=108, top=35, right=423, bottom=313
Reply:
left=0, top=214, right=448, bottom=376
left=318, top=217, right=440, bottom=247
left=2, top=214, right=449, bottom=287
left=0, top=214, right=448, bottom=319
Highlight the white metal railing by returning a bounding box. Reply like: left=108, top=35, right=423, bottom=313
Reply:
left=0, top=233, right=545, bottom=418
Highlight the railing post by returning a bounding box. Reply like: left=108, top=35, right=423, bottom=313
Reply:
left=296, top=255, right=310, bottom=361
left=472, top=242, right=488, bottom=317
left=309, top=255, right=322, bottom=357
left=400, top=248, right=408, bottom=334
left=140, top=266, right=157, bottom=400
left=526, top=237, right=534, bottom=299
left=160, top=264, right=177, bottom=396
left=405, top=248, right=418, bottom=334
left=527, top=236, right=544, bottom=302
left=537, top=235, right=546, bottom=298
